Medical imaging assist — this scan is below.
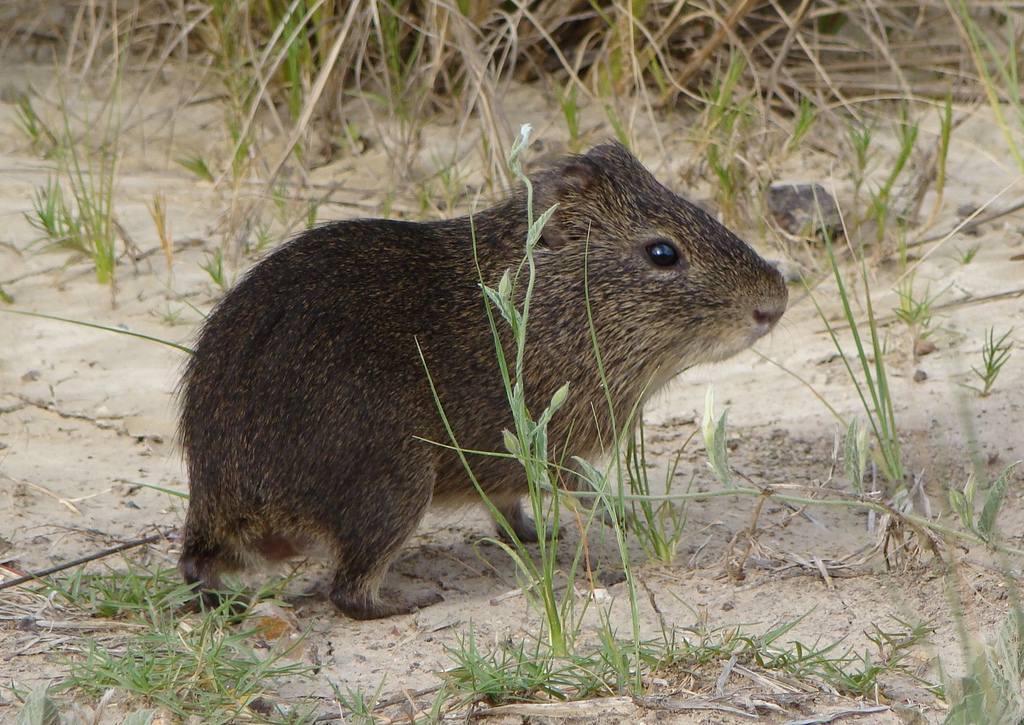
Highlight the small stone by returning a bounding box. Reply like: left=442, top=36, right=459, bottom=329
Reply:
left=915, top=339, right=936, bottom=357
left=598, top=569, right=627, bottom=587
left=913, top=369, right=928, bottom=382
left=20, top=370, right=40, bottom=382
left=767, top=183, right=842, bottom=236
left=247, top=697, right=274, bottom=716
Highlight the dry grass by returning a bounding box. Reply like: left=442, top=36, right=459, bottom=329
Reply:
left=4, top=1, right=1019, bottom=166
left=2, top=1, right=1015, bottom=262
left=3, top=0, right=1019, bottom=259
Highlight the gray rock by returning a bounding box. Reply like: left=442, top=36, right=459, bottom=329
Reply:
left=767, top=183, right=842, bottom=236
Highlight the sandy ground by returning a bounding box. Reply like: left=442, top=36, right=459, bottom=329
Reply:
left=1, top=62, right=1023, bottom=724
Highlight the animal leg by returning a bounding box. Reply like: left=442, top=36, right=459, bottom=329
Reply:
left=328, top=457, right=443, bottom=619
left=493, top=498, right=558, bottom=543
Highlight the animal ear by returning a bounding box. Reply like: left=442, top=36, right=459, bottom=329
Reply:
left=551, top=157, right=600, bottom=196
left=533, top=157, right=601, bottom=251
left=538, top=221, right=570, bottom=251
left=534, top=156, right=600, bottom=209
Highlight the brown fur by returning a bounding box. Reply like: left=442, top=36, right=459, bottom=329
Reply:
left=178, top=144, right=788, bottom=619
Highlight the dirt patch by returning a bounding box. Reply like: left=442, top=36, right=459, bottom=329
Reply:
left=1, top=61, right=1023, bottom=724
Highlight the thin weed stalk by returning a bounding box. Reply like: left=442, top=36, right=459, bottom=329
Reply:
left=425, top=127, right=649, bottom=686
left=924, top=94, right=955, bottom=228
left=625, top=419, right=693, bottom=566
left=575, top=212, right=659, bottom=692
left=0, top=309, right=193, bottom=354
left=953, top=0, right=1024, bottom=175
left=962, top=326, right=1015, bottom=397
left=809, top=230, right=904, bottom=486
left=867, top=104, right=920, bottom=246
left=698, top=51, right=753, bottom=221
left=21, top=75, right=123, bottom=300
left=420, top=125, right=585, bottom=657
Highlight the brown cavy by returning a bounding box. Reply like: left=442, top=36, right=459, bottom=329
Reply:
left=178, top=144, right=787, bottom=619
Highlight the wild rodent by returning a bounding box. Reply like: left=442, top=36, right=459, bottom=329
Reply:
left=178, top=143, right=788, bottom=620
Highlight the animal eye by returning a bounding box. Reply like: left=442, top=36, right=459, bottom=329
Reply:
left=645, top=241, right=681, bottom=267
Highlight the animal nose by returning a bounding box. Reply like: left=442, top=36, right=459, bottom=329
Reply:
left=753, top=302, right=785, bottom=327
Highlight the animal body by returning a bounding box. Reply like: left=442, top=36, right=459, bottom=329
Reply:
left=178, top=144, right=788, bottom=619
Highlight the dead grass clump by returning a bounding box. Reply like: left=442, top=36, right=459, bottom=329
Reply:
left=5, top=2, right=1020, bottom=148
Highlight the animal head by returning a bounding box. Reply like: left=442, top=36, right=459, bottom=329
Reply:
left=528, top=144, right=787, bottom=381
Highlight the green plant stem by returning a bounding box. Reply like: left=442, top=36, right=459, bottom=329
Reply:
left=659, top=480, right=1024, bottom=558
left=953, top=0, right=1024, bottom=175
left=812, top=236, right=903, bottom=483
left=0, top=308, right=193, bottom=354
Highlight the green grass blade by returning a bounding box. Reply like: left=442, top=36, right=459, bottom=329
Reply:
left=1, top=309, right=193, bottom=354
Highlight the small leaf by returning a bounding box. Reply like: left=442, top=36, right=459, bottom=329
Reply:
left=497, top=269, right=511, bottom=302
left=978, top=462, right=1021, bottom=536
left=949, top=489, right=971, bottom=531
left=961, top=474, right=977, bottom=530
left=760, top=610, right=811, bottom=646
left=502, top=429, right=522, bottom=458
left=482, top=283, right=503, bottom=311
left=572, top=456, right=608, bottom=494
left=483, top=275, right=517, bottom=328
left=702, top=384, right=731, bottom=487
left=120, top=711, right=159, bottom=725
left=16, top=685, right=60, bottom=725
left=531, top=428, right=549, bottom=466
left=527, top=204, right=558, bottom=250
left=963, top=473, right=976, bottom=505
left=701, top=384, right=716, bottom=446
left=549, top=382, right=569, bottom=414
left=710, top=410, right=731, bottom=486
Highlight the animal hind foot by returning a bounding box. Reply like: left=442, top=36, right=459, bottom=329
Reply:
left=330, top=585, right=443, bottom=620
left=495, top=501, right=558, bottom=544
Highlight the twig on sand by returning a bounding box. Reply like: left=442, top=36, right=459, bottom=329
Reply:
left=0, top=530, right=170, bottom=592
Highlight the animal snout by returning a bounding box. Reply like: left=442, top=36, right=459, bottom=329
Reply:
left=753, top=302, right=785, bottom=328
